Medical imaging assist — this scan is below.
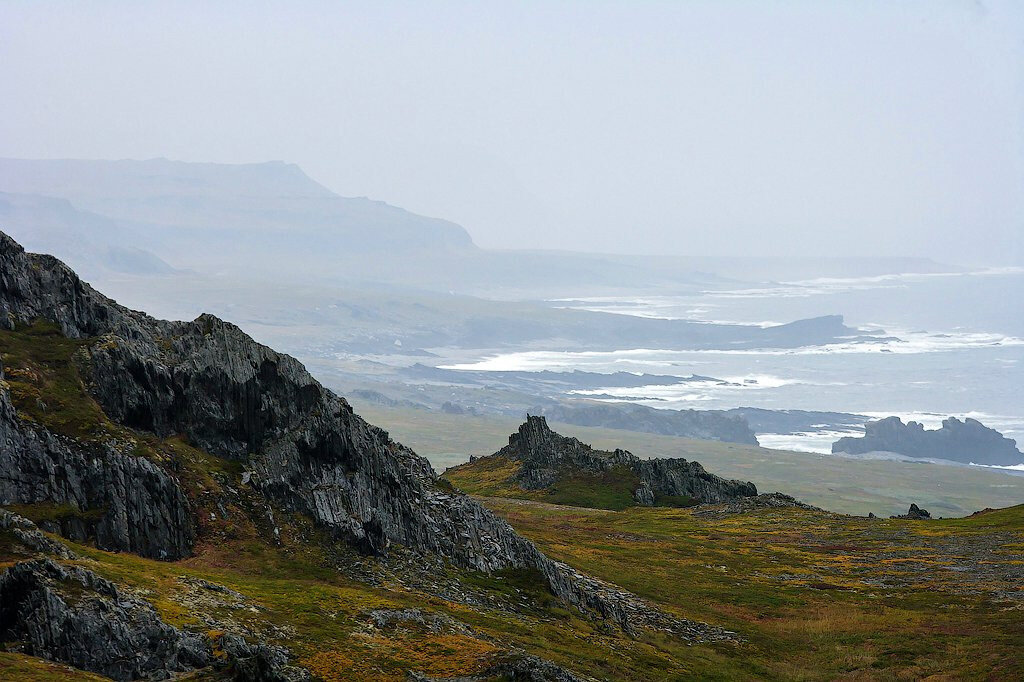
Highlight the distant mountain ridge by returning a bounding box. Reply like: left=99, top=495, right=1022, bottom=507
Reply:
left=0, top=158, right=477, bottom=277
left=0, top=157, right=953, bottom=296
left=0, top=191, right=175, bottom=278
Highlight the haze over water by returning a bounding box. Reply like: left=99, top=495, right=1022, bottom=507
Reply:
left=449, top=268, right=1024, bottom=457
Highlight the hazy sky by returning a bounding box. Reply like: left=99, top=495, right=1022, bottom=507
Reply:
left=2, top=1, right=1022, bottom=263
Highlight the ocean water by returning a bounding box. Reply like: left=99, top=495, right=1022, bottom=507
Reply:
left=446, top=268, right=1024, bottom=461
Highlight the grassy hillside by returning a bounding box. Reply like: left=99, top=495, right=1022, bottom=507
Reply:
left=443, top=456, right=699, bottom=511
left=478, top=497, right=1024, bottom=680
left=4, top=497, right=1022, bottom=680
left=357, top=405, right=1024, bottom=517
left=3, top=324, right=1024, bottom=680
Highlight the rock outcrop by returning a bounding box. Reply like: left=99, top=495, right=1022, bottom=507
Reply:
left=0, top=231, right=719, bottom=638
left=0, top=557, right=311, bottom=682
left=496, top=416, right=757, bottom=505
left=832, top=416, right=1022, bottom=466
left=891, top=503, right=931, bottom=520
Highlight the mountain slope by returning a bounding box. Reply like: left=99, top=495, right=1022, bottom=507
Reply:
left=0, top=231, right=734, bottom=680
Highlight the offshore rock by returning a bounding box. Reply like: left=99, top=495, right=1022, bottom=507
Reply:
left=497, top=416, right=757, bottom=504
left=832, top=416, right=1023, bottom=466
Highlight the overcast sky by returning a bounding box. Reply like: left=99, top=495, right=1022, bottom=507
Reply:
left=1, top=1, right=1022, bottom=263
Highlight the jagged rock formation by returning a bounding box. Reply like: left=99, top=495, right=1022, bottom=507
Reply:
left=690, top=493, right=821, bottom=518
left=531, top=402, right=758, bottom=445
left=0, top=558, right=211, bottom=680
left=0, top=231, right=720, bottom=641
left=891, top=504, right=931, bottom=520
left=0, top=508, right=78, bottom=559
left=832, top=416, right=1022, bottom=466
left=408, top=653, right=589, bottom=682
left=497, top=416, right=757, bottom=505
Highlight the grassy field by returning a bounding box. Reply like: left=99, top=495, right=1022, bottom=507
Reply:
left=478, top=497, right=1024, bottom=680
left=5, top=496, right=1022, bottom=681
left=356, top=405, right=1024, bottom=518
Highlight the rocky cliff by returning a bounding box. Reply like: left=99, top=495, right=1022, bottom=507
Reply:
left=832, top=416, right=1022, bottom=466
left=0, top=231, right=720, bottom=651
left=496, top=416, right=758, bottom=505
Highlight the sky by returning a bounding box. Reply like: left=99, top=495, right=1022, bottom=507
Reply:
left=1, top=1, right=1022, bottom=264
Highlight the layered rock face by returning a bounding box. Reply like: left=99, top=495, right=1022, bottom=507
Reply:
left=0, top=231, right=714, bottom=637
left=832, top=416, right=1022, bottom=466
left=0, top=361, right=195, bottom=560
left=0, top=558, right=211, bottom=680
left=497, top=416, right=758, bottom=504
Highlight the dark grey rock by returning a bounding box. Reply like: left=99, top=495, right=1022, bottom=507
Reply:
left=0, top=379, right=195, bottom=560
left=0, top=558, right=311, bottom=682
left=832, top=416, right=1022, bottom=466
left=495, top=415, right=757, bottom=504
left=405, top=652, right=591, bottom=682
left=0, top=558, right=210, bottom=680
left=691, top=492, right=820, bottom=517
left=219, top=632, right=312, bottom=682
left=0, top=509, right=77, bottom=559
left=891, top=503, right=931, bottom=520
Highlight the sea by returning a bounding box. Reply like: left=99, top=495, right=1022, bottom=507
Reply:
left=445, top=267, right=1024, bottom=466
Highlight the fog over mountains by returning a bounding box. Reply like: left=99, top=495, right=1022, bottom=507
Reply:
left=0, top=157, right=957, bottom=295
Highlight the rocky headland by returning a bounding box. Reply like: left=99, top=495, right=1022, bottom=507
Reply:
left=832, top=416, right=1022, bottom=466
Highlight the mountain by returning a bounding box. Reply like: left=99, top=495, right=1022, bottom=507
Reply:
left=444, top=416, right=759, bottom=510
left=0, top=232, right=726, bottom=680
left=0, top=192, right=174, bottom=277
left=832, top=416, right=1023, bottom=466
left=2, top=233, right=1023, bottom=680
left=0, top=158, right=476, bottom=277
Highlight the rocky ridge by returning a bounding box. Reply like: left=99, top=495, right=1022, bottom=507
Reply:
left=0, top=231, right=727, bottom=659
left=496, top=415, right=758, bottom=505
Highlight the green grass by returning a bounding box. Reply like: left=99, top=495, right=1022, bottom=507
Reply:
left=3, top=502, right=107, bottom=526
left=444, top=457, right=643, bottom=511
left=476, top=496, right=1024, bottom=681
left=0, top=653, right=107, bottom=682
left=0, top=321, right=111, bottom=441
